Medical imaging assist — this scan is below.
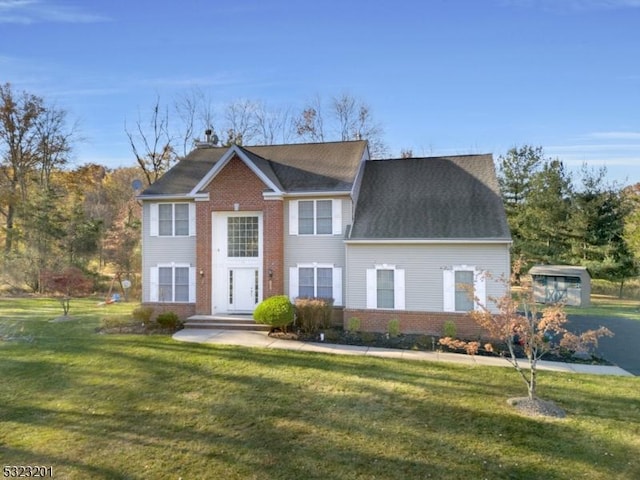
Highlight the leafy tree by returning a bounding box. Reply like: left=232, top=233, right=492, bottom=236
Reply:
left=0, top=83, right=45, bottom=254
left=517, top=158, right=573, bottom=264
left=567, top=166, right=637, bottom=294
left=623, top=183, right=640, bottom=269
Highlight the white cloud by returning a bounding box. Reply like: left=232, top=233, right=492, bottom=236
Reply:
left=499, top=0, right=640, bottom=11
left=586, top=131, right=640, bottom=140
left=0, top=0, right=109, bottom=24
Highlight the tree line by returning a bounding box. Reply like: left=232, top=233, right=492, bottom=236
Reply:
left=0, top=84, right=389, bottom=292
left=0, top=83, right=141, bottom=292
left=2, top=82, right=639, bottom=296
left=497, top=145, right=639, bottom=295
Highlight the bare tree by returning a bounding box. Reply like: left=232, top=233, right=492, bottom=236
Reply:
left=174, top=87, right=218, bottom=155
left=254, top=102, right=294, bottom=145
left=294, top=95, right=325, bottom=142
left=34, top=104, right=76, bottom=190
left=223, top=99, right=259, bottom=145
left=295, top=94, right=388, bottom=156
left=331, top=93, right=387, bottom=157
left=125, top=96, right=177, bottom=186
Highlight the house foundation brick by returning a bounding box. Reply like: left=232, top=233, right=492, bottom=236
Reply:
left=343, top=309, right=486, bottom=339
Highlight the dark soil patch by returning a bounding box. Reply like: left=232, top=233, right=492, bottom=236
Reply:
left=272, top=328, right=612, bottom=365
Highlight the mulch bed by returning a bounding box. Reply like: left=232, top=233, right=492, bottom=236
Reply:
left=270, top=328, right=612, bottom=365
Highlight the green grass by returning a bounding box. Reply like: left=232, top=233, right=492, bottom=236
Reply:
left=1, top=297, right=639, bottom=479
left=565, top=294, right=640, bottom=320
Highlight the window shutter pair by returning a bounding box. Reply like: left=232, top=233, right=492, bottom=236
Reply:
left=148, top=266, right=195, bottom=303
left=288, top=266, right=343, bottom=306
left=149, top=203, right=196, bottom=236
left=443, top=267, right=486, bottom=312
left=365, top=268, right=405, bottom=310
left=288, top=200, right=342, bottom=235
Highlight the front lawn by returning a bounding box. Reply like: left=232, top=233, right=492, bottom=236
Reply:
left=1, top=297, right=639, bottom=479
left=565, top=294, right=640, bottom=320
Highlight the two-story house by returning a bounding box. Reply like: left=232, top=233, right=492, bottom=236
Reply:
left=138, top=139, right=511, bottom=336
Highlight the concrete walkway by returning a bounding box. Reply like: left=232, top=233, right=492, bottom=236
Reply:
left=173, top=329, right=634, bottom=376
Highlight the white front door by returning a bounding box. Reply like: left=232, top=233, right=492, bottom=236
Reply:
left=230, top=268, right=259, bottom=312
left=212, top=212, right=263, bottom=314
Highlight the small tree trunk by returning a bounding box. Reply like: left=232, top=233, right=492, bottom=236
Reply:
left=528, top=359, right=537, bottom=400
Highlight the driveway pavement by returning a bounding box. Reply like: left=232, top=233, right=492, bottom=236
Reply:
left=567, top=315, right=640, bottom=376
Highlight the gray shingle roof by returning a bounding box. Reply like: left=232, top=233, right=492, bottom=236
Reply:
left=141, top=140, right=367, bottom=196
left=349, top=155, right=511, bottom=240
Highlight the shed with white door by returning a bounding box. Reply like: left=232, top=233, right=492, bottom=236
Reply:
left=529, top=265, right=591, bottom=307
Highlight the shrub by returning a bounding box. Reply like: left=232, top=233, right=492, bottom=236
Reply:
left=387, top=318, right=400, bottom=338
left=132, top=306, right=154, bottom=324
left=346, top=317, right=361, bottom=333
left=254, top=295, right=294, bottom=330
left=442, top=320, right=457, bottom=338
left=295, top=297, right=333, bottom=334
left=156, top=311, right=181, bottom=330
left=100, top=315, right=137, bottom=331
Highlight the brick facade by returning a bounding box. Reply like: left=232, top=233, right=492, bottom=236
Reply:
left=343, top=308, right=486, bottom=339
left=194, top=154, right=284, bottom=315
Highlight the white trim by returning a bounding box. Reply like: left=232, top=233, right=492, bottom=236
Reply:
left=138, top=194, right=209, bottom=201
left=190, top=145, right=283, bottom=195
left=332, top=199, right=342, bottom=235
left=292, top=198, right=341, bottom=236
left=150, top=263, right=194, bottom=304
left=188, top=203, right=196, bottom=236
left=346, top=238, right=512, bottom=244
left=289, top=200, right=299, bottom=235
left=366, top=265, right=405, bottom=310
left=395, top=269, right=405, bottom=310
left=188, top=267, right=196, bottom=303
left=149, top=201, right=194, bottom=237
left=443, top=265, right=486, bottom=312
left=289, top=263, right=343, bottom=306
left=149, top=203, right=159, bottom=237
left=149, top=266, right=159, bottom=302
left=289, top=267, right=298, bottom=303
left=211, top=211, right=263, bottom=314
left=265, top=190, right=352, bottom=198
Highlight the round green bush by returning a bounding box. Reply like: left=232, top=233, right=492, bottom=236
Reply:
left=156, top=311, right=181, bottom=330
left=253, top=295, right=294, bottom=329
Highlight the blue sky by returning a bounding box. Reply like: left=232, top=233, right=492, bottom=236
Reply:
left=1, top=0, right=639, bottom=185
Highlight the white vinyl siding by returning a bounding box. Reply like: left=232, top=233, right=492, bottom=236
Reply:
left=289, top=265, right=343, bottom=306
left=443, top=265, right=486, bottom=312
left=142, top=202, right=197, bottom=303
left=346, top=243, right=509, bottom=312
left=149, top=202, right=196, bottom=237
left=149, top=264, right=195, bottom=303
left=288, top=199, right=342, bottom=235
left=366, top=265, right=405, bottom=310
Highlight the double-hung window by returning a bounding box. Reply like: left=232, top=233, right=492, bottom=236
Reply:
left=443, top=265, right=486, bottom=312
left=366, top=265, right=405, bottom=310
left=149, top=264, right=195, bottom=303
left=150, top=203, right=195, bottom=237
left=289, top=264, right=343, bottom=305
left=289, top=199, right=342, bottom=235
